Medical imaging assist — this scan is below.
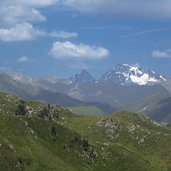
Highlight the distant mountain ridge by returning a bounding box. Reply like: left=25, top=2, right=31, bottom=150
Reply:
left=0, top=67, right=171, bottom=123
left=118, top=90, right=171, bottom=124
left=3, top=64, right=167, bottom=86
left=0, top=73, right=114, bottom=114
left=0, top=64, right=169, bottom=105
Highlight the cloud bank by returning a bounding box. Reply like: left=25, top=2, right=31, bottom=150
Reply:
left=2, top=0, right=171, bottom=26
left=49, top=41, right=110, bottom=60
left=0, top=0, right=57, bottom=25
left=61, top=0, right=171, bottom=18
left=0, top=23, right=78, bottom=42
left=0, top=23, right=45, bottom=42
left=0, top=0, right=56, bottom=41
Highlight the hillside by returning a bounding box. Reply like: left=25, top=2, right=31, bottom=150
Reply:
left=118, top=92, right=171, bottom=124
left=66, top=112, right=171, bottom=171
left=148, top=97, right=171, bottom=123
left=0, top=92, right=171, bottom=170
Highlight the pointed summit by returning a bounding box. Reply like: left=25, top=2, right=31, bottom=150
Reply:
left=70, top=70, right=95, bottom=84
left=100, top=64, right=166, bottom=86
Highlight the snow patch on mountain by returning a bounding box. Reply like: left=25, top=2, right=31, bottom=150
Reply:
left=100, top=64, right=166, bottom=86
left=130, top=74, right=157, bottom=85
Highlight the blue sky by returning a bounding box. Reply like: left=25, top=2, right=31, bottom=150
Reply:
left=0, top=0, right=171, bottom=79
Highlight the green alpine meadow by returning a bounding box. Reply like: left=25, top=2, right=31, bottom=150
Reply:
left=0, top=92, right=170, bottom=171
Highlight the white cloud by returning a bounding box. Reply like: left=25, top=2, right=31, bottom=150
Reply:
left=61, top=0, right=171, bottom=18
left=48, top=31, right=78, bottom=39
left=0, top=23, right=45, bottom=42
left=1, top=0, right=171, bottom=27
left=0, top=1, right=79, bottom=42
left=0, top=0, right=59, bottom=25
left=0, top=22, right=78, bottom=42
left=49, top=41, right=110, bottom=60
left=0, top=5, right=46, bottom=25
left=18, top=56, right=30, bottom=63
left=18, top=56, right=36, bottom=63
left=151, top=49, right=171, bottom=58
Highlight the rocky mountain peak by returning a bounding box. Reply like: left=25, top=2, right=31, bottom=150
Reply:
left=100, top=64, right=166, bottom=86
left=70, top=69, right=96, bottom=84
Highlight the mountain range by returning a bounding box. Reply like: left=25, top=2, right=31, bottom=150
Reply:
left=0, top=64, right=171, bottom=123
left=2, top=64, right=167, bottom=86
left=2, top=64, right=169, bottom=105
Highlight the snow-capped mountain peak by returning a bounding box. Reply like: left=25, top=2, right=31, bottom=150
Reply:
left=70, top=69, right=95, bottom=84
left=100, top=64, right=166, bottom=86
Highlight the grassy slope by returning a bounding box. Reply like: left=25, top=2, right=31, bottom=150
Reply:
left=65, top=112, right=171, bottom=171
left=0, top=114, right=152, bottom=171
left=0, top=115, right=77, bottom=171
left=0, top=92, right=171, bottom=170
